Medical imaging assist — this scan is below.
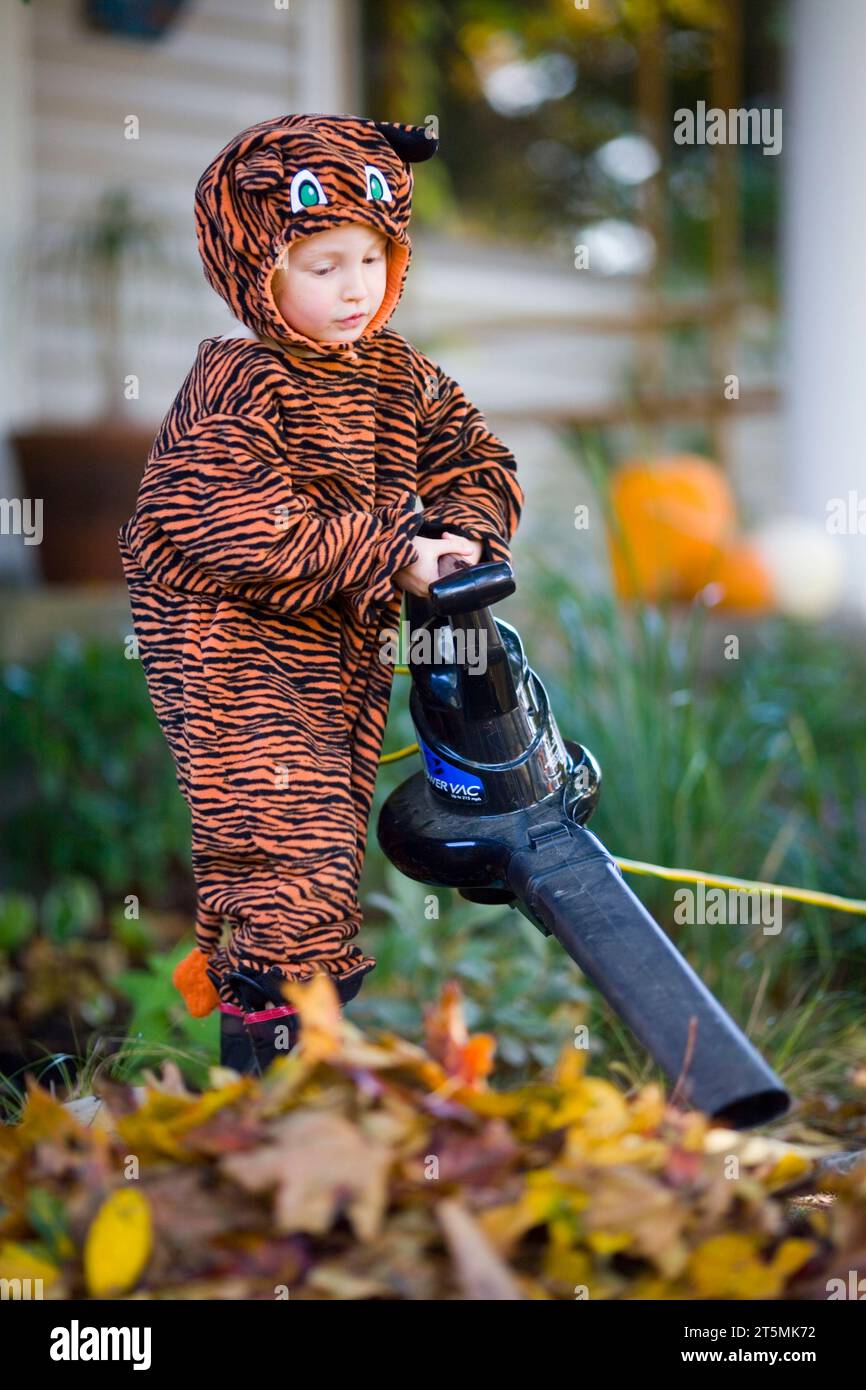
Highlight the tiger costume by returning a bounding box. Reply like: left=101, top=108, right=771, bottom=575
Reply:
left=117, top=113, right=524, bottom=1020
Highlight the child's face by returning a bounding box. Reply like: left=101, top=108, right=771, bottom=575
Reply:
left=272, top=222, right=389, bottom=343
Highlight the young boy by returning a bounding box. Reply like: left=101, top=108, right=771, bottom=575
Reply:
left=117, top=113, right=524, bottom=1072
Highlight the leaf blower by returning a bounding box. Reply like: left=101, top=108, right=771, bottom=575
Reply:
left=376, top=523, right=790, bottom=1129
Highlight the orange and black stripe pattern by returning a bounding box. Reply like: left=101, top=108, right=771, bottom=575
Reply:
left=118, top=114, right=524, bottom=1013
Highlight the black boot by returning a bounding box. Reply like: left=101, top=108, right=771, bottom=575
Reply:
left=213, top=966, right=368, bottom=1076
left=206, top=964, right=270, bottom=1076
left=205, top=964, right=259, bottom=1075
left=227, top=970, right=300, bottom=1076
left=218, top=1003, right=258, bottom=1073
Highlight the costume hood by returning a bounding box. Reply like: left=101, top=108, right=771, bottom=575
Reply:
left=194, top=113, right=438, bottom=365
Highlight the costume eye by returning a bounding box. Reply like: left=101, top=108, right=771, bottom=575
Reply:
left=364, top=164, right=394, bottom=202
left=290, top=168, right=328, bottom=213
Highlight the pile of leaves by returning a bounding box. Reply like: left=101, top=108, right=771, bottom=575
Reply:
left=1, top=978, right=865, bottom=1301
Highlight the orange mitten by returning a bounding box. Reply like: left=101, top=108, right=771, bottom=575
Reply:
left=173, top=946, right=220, bottom=1017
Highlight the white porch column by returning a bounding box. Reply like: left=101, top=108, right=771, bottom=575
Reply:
left=784, top=0, right=866, bottom=616
left=296, top=0, right=361, bottom=114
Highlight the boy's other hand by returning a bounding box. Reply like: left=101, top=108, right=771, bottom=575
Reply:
left=394, top=530, right=483, bottom=596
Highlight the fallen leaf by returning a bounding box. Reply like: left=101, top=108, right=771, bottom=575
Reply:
left=437, top=1197, right=525, bottom=1299
left=222, top=1109, right=391, bottom=1243
left=83, top=1188, right=153, bottom=1296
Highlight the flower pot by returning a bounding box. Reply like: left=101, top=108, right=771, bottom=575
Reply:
left=83, top=0, right=190, bottom=41
left=10, top=421, right=153, bottom=584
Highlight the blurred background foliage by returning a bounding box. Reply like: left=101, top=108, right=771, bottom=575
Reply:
left=365, top=0, right=783, bottom=294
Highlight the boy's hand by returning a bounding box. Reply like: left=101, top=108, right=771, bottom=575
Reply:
left=394, top=530, right=483, bottom=597
left=440, top=530, right=484, bottom=569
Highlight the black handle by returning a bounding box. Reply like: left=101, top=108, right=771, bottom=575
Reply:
left=429, top=560, right=516, bottom=617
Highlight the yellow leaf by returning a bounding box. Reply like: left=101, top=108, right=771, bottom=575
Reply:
left=770, top=1238, right=816, bottom=1281
left=580, top=1078, right=632, bottom=1135
left=552, top=1040, right=589, bottom=1087
left=627, top=1275, right=665, bottom=1299
left=116, top=1081, right=247, bottom=1160
left=546, top=1075, right=631, bottom=1137
left=457, top=1088, right=526, bottom=1119
left=84, top=1189, right=152, bottom=1297
left=680, top=1111, right=711, bottom=1151
left=18, top=1082, right=96, bottom=1148
left=283, top=974, right=344, bottom=1065
left=542, top=1244, right=593, bottom=1288
left=689, top=1233, right=755, bottom=1296
left=562, top=1126, right=669, bottom=1168
left=766, top=1152, right=812, bottom=1189
left=587, top=1229, right=632, bottom=1255
left=477, top=1200, right=544, bottom=1254
left=629, top=1083, right=667, bottom=1131
left=688, top=1233, right=801, bottom=1300
left=0, top=1241, right=60, bottom=1289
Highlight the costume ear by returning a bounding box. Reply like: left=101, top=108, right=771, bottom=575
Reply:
left=374, top=120, right=439, bottom=163
left=234, top=146, right=285, bottom=193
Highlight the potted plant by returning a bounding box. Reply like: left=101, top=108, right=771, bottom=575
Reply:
left=10, top=188, right=184, bottom=583
left=83, top=0, right=192, bottom=41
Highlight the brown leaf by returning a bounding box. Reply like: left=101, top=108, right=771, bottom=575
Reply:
left=436, top=1197, right=525, bottom=1299
left=578, top=1164, right=690, bottom=1279
left=406, top=1119, right=520, bottom=1191
left=221, top=1110, right=391, bottom=1242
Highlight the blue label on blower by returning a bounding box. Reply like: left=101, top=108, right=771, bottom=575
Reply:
left=418, top=736, right=485, bottom=804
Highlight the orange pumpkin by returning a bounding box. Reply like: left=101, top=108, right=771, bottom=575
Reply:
left=708, top=538, right=775, bottom=612
left=607, top=456, right=738, bottom=601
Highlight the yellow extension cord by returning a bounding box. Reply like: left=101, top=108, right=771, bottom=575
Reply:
left=381, top=666, right=866, bottom=917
